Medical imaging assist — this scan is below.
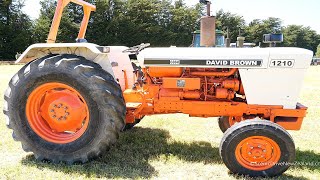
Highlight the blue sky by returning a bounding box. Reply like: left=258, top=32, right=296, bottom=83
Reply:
left=22, top=0, right=320, bottom=33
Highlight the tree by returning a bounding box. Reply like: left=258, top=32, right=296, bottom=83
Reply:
left=215, top=9, right=246, bottom=42
left=34, top=0, right=201, bottom=47
left=245, top=17, right=282, bottom=46
left=106, top=0, right=201, bottom=47
left=87, top=0, right=202, bottom=47
left=0, top=0, right=33, bottom=59
left=282, top=25, right=320, bottom=54
left=3, top=0, right=319, bottom=60
left=316, top=44, right=320, bottom=57
left=164, top=0, right=202, bottom=46
left=33, top=0, right=80, bottom=43
left=86, top=0, right=125, bottom=45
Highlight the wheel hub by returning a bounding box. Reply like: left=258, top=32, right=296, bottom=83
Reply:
left=26, top=82, right=90, bottom=144
left=242, top=139, right=271, bottom=162
left=49, top=103, right=70, bottom=121
left=235, top=136, right=281, bottom=171
left=40, top=90, right=87, bottom=132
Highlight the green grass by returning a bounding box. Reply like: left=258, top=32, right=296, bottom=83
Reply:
left=0, top=64, right=319, bottom=179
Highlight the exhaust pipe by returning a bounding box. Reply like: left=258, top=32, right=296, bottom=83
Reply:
left=200, top=0, right=215, bottom=47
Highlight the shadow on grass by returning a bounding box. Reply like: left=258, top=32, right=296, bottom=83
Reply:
left=295, top=149, right=320, bottom=171
left=20, top=127, right=320, bottom=179
left=21, top=127, right=221, bottom=179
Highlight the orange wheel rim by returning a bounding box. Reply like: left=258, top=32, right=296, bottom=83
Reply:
left=235, top=136, right=281, bottom=171
left=26, top=82, right=89, bottom=144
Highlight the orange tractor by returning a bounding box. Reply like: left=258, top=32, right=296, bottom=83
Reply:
left=3, top=0, right=313, bottom=177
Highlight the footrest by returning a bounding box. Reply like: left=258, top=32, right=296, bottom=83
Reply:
left=126, top=102, right=142, bottom=109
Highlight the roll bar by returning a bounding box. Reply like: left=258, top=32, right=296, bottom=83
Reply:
left=47, top=0, right=96, bottom=43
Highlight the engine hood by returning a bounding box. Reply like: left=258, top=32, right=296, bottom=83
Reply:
left=137, top=47, right=313, bottom=69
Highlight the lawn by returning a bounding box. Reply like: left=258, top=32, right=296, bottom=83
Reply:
left=0, top=64, right=319, bottom=180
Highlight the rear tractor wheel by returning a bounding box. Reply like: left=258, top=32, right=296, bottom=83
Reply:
left=219, top=119, right=295, bottom=177
left=3, top=54, right=126, bottom=164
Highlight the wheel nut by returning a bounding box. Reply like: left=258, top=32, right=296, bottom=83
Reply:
left=258, top=145, right=261, bottom=148
left=248, top=152, right=251, bottom=155
left=52, top=115, right=56, bottom=118
left=64, top=106, right=68, bottom=110
left=263, top=149, right=266, bottom=152
left=250, top=146, right=254, bottom=149
left=50, top=109, right=54, bottom=112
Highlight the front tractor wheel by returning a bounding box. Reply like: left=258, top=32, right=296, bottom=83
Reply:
left=219, top=119, right=295, bottom=177
left=3, top=54, right=126, bottom=164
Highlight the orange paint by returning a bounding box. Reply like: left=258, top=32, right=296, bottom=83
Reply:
left=123, top=67, right=307, bottom=130
left=77, top=6, right=92, bottom=40
left=122, top=70, right=129, bottom=89
left=235, top=136, right=281, bottom=171
left=180, top=91, right=201, bottom=99
left=271, top=103, right=307, bottom=130
left=159, top=89, right=201, bottom=99
left=228, top=116, right=243, bottom=126
left=215, top=88, right=234, bottom=99
left=124, top=83, right=307, bottom=130
left=190, top=68, right=238, bottom=77
left=162, top=78, right=201, bottom=90
left=238, top=82, right=245, bottom=95
left=26, top=82, right=89, bottom=144
left=123, top=89, right=144, bottom=103
left=148, top=67, right=183, bottom=77
left=222, top=79, right=240, bottom=91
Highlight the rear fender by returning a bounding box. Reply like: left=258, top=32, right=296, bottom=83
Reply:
left=16, top=43, right=112, bottom=74
left=16, top=43, right=134, bottom=91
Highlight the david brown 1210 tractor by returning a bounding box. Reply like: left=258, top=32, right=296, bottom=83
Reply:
left=3, top=0, right=313, bottom=177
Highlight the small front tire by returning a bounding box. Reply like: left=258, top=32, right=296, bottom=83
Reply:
left=219, top=119, right=295, bottom=177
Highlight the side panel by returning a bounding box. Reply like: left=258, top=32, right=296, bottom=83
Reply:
left=239, top=68, right=307, bottom=109
left=239, top=48, right=313, bottom=109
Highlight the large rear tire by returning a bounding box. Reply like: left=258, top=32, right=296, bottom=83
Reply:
left=3, top=54, right=126, bottom=164
left=219, top=119, right=295, bottom=177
